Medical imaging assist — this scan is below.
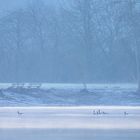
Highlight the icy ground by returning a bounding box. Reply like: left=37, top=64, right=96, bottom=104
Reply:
left=0, top=106, right=140, bottom=129
left=0, top=106, right=140, bottom=140
left=0, top=83, right=140, bottom=106
left=0, top=129, right=140, bottom=140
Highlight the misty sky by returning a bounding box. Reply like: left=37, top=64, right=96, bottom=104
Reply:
left=0, top=0, right=139, bottom=83
left=0, top=0, right=27, bottom=16
left=0, top=0, right=58, bottom=17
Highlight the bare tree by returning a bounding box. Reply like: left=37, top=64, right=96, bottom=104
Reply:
left=124, top=0, right=140, bottom=92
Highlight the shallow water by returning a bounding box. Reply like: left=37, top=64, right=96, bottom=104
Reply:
left=0, top=129, right=140, bottom=140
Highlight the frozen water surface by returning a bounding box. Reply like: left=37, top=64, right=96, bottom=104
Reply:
left=0, top=107, right=140, bottom=140
left=0, top=129, right=140, bottom=140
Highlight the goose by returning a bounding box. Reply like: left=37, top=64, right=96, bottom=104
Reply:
left=124, top=112, right=128, bottom=115
left=93, top=110, right=96, bottom=115
left=17, top=111, right=24, bottom=115
left=98, top=109, right=101, bottom=115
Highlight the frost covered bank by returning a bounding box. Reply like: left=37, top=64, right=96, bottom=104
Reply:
left=0, top=83, right=139, bottom=106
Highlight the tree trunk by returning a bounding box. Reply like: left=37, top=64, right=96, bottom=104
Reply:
left=137, top=62, right=140, bottom=93
left=83, top=0, right=93, bottom=82
left=138, top=80, right=140, bottom=93
left=130, top=0, right=140, bottom=93
left=134, top=43, right=140, bottom=93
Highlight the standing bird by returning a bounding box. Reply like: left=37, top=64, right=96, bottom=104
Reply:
left=124, top=112, right=128, bottom=115
left=17, top=111, right=24, bottom=116
left=93, top=110, right=96, bottom=115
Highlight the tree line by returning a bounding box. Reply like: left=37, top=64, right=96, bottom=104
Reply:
left=0, top=0, right=139, bottom=92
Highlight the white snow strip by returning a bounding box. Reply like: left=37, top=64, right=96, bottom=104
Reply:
left=0, top=106, right=140, bottom=109
left=0, top=106, right=140, bottom=129
left=0, top=83, right=138, bottom=89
